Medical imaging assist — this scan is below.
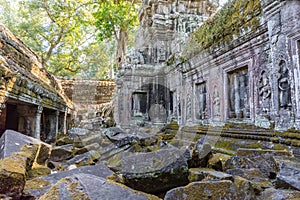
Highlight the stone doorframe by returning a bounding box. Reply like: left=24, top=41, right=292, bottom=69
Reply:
left=223, top=59, right=254, bottom=122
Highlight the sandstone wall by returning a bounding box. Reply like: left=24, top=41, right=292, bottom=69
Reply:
left=59, top=79, right=115, bottom=118
left=116, top=0, right=300, bottom=131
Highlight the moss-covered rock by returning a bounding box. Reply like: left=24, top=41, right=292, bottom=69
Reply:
left=207, top=153, right=232, bottom=171
left=188, top=168, right=232, bottom=182
left=164, top=180, right=238, bottom=200
left=39, top=173, right=161, bottom=200
left=0, top=153, right=27, bottom=199
left=28, top=164, right=51, bottom=179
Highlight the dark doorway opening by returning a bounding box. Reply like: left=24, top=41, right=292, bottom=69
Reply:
left=5, top=104, right=18, bottom=131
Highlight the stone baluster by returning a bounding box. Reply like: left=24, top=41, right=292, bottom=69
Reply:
left=35, top=105, right=43, bottom=140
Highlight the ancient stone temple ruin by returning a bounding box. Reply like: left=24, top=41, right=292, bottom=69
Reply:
left=115, top=0, right=300, bottom=131
left=0, top=23, right=73, bottom=142
left=58, top=78, right=115, bottom=119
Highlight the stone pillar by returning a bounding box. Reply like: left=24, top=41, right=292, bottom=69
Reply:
left=35, top=105, right=43, bottom=140
left=64, top=107, right=68, bottom=135
left=55, top=110, right=59, bottom=138
left=233, top=74, right=240, bottom=117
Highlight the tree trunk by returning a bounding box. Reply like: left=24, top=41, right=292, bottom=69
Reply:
left=116, top=28, right=128, bottom=70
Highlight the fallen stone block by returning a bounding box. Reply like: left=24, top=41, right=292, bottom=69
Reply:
left=276, top=162, right=300, bottom=190
left=0, top=130, right=51, bottom=162
left=24, top=164, right=113, bottom=199
left=49, top=144, right=74, bottom=162
left=164, top=180, right=238, bottom=200
left=260, top=188, right=300, bottom=200
left=207, top=153, right=231, bottom=171
left=121, top=148, right=189, bottom=194
left=237, top=148, right=291, bottom=157
left=188, top=168, right=233, bottom=182
left=74, top=143, right=100, bottom=155
left=0, top=153, right=27, bottom=199
left=38, top=173, right=160, bottom=200
left=60, top=150, right=100, bottom=169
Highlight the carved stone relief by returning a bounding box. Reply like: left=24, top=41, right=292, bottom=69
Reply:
left=259, top=70, right=271, bottom=114
left=278, top=60, right=292, bottom=109
left=213, top=85, right=220, bottom=118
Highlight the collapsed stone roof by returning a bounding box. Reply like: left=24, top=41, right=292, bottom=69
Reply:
left=0, top=23, right=73, bottom=111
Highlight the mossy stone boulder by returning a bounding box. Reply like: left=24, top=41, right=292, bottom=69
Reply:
left=121, top=148, right=189, bottom=194
left=164, top=180, right=238, bottom=200
left=39, top=173, right=161, bottom=200
left=0, top=153, right=27, bottom=199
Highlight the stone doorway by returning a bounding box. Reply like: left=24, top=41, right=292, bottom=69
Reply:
left=228, top=67, right=250, bottom=119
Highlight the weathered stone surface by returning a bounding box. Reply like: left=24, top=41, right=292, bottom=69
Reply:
left=67, top=127, right=90, bottom=136
left=60, top=150, right=100, bottom=169
left=103, top=127, right=125, bottom=139
left=0, top=153, right=27, bottom=199
left=232, top=176, right=256, bottom=200
left=74, top=143, right=100, bottom=155
left=186, top=139, right=213, bottom=168
left=188, top=168, right=232, bottom=182
left=224, top=156, right=258, bottom=170
left=207, top=153, right=232, bottom=171
left=226, top=168, right=273, bottom=194
left=260, top=188, right=300, bottom=200
left=276, top=162, right=300, bottom=190
left=121, top=148, right=189, bottom=193
left=49, top=144, right=74, bottom=162
left=164, top=180, right=237, bottom=200
left=28, top=164, right=51, bottom=179
left=236, top=148, right=291, bottom=157
left=24, top=164, right=113, bottom=199
left=39, top=173, right=160, bottom=200
left=74, top=132, right=104, bottom=148
left=0, top=130, right=51, bottom=161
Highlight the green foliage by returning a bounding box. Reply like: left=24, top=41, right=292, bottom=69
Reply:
left=93, top=0, right=139, bottom=69
left=93, top=0, right=138, bottom=41
left=183, top=0, right=262, bottom=58
left=0, top=0, right=115, bottom=78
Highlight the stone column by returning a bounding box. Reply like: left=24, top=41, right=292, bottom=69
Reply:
left=233, top=74, right=240, bottom=117
left=55, top=110, right=59, bottom=138
left=35, top=105, right=43, bottom=140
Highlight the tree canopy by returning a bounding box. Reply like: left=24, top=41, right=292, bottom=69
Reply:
left=93, top=0, right=139, bottom=69
left=0, top=0, right=139, bottom=78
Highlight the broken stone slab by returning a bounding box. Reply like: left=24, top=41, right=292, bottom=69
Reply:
left=185, top=143, right=213, bottom=168
left=38, top=173, right=160, bottom=200
left=103, top=127, right=124, bottom=139
left=67, top=127, right=90, bottom=136
left=207, top=153, right=232, bottom=171
left=73, top=132, right=104, bottom=148
left=188, top=168, right=233, bottom=182
left=23, top=163, right=113, bottom=199
left=164, top=180, right=238, bottom=200
left=134, top=131, right=158, bottom=146
left=226, top=168, right=273, bottom=194
left=49, top=144, right=74, bottom=162
left=0, top=130, right=51, bottom=164
left=121, top=148, right=189, bottom=194
left=74, top=142, right=100, bottom=155
left=276, top=162, right=300, bottom=191
left=224, top=156, right=258, bottom=170
left=237, top=148, right=291, bottom=157
left=0, top=152, right=28, bottom=199
left=60, top=150, right=100, bottom=169
left=224, top=153, right=278, bottom=179
left=233, top=176, right=256, bottom=200
left=99, top=143, right=132, bottom=161
left=260, top=188, right=300, bottom=200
